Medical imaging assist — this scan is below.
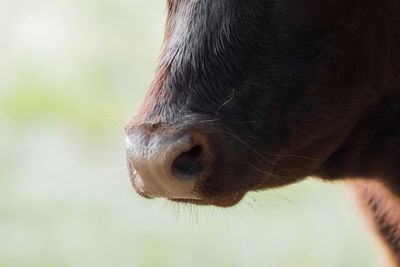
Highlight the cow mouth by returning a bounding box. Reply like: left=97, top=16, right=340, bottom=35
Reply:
left=130, top=172, right=245, bottom=207
left=169, top=192, right=246, bottom=207
left=130, top=173, right=244, bottom=207
left=129, top=165, right=245, bottom=207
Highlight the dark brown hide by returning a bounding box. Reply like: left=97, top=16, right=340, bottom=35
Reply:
left=127, top=0, right=400, bottom=263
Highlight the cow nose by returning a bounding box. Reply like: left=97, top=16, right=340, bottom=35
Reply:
left=172, top=144, right=203, bottom=180
left=125, top=128, right=211, bottom=200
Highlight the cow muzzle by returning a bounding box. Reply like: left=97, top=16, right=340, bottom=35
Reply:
left=125, top=124, right=214, bottom=200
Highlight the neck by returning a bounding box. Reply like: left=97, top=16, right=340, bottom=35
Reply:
left=353, top=180, right=400, bottom=266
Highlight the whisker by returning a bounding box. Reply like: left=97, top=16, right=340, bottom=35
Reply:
left=88, top=115, right=127, bottom=125
left=261, top=151, right=319, bottom=161
left=220, top=126, right=320, bottom=161
left=216, top=88, right=235, bottom=115
left=253, top=150, right=295, bottom=177
left=244, top=161, right=291, bottom=184
left=219, top=127, right=319, bottom=180
left=102, top=167, right=127, bottom=171
left=196, top=118, right=222, bottom=125
left=268, top=191, right=295, bottom=205
left=220, top=128, right=294, bottom=176
left=109, top=181, right=131, bottom=186
left=246, top=199, right=266, bottom=218
left=88, top=152, right=125, bottom=156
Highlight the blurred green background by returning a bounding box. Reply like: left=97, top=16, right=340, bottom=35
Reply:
left=0, top=1, right=385, bottom=266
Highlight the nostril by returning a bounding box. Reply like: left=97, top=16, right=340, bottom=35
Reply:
left=172, top=145, right=203, bottom=180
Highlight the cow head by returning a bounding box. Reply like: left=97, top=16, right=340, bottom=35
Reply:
left=126, top=0, right=378, bottom=206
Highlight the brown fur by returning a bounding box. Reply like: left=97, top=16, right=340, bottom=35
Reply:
left=313, top=1, right=400, bottom=263
left=127, top=0, right=400, bottom=262
left=352, top=180, right=400, bottom=267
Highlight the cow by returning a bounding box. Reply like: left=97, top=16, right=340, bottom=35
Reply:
left=125, top=0, right=400, bottom=264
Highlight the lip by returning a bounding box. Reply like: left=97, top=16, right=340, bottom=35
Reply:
left=131, top=174, right=242, bottom=206
left=131, top=177, right=154, bottom=199
left=169, top=192, right=245, bottom=207
left=128, top=162, right=153, bottom=198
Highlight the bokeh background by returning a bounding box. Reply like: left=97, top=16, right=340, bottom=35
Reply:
left=0, top=0, right=385, bottom=266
